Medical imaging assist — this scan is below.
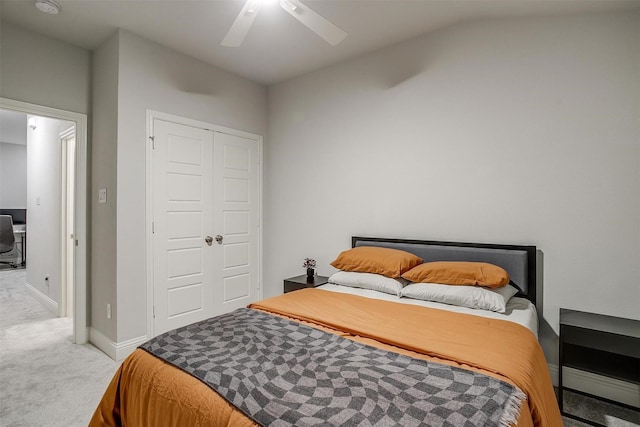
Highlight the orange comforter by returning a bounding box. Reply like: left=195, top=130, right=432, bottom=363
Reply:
left=90, top=289, right=561, bottom=426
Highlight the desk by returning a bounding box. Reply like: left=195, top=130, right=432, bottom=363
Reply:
left=13, top=225, right=26, bottom=267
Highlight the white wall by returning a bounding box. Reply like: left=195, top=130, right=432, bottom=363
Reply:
left=0, top=142, right=27, bottom=208
left=26, top=116, right=74, bottom=305
left=0, top=21, right=91, bottom=114
left=90, top=29, right=268, bottom=345
left=266, top=12, right=640, bottom=362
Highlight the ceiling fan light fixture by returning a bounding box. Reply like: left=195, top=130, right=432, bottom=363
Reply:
left=246, top=1, right=259, bottom=14
left=34, top=0, right=61, bottom=15
left=222, top=0, right=347, bottom=47
left=281, top=0, right=298, bottom=13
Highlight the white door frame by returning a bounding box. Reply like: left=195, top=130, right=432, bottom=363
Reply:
left=145, top=110, right=263, bottom=339
left=0, top=97, right=88, bottom=344
left=59, top=126, right=76, bottom=318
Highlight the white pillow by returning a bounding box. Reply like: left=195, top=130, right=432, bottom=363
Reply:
left=399, top=282, right=518, bottom=313
left=328, top=271, right=409, bottom=296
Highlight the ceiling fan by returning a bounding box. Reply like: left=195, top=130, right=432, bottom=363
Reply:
left=221, top=0, right=347, bottom=47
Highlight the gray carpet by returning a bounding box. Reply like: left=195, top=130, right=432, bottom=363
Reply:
left=0, top=269, right=118, bottom=426
left=0, top=269, right=638, bottom=426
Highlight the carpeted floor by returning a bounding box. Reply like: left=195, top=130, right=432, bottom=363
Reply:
left=0, top=269, right=118, bottom=426
left=0, top=268, right=638, bottom=426
left=561, top=390, right=640, bottom=427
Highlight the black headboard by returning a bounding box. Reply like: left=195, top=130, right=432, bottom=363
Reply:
left=352, top=236, right=537, bottom=305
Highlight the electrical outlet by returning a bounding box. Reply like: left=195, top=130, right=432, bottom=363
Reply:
left=107, top=303, right=112, bottom=319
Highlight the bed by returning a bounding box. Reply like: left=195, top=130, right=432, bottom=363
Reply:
left=90, top=237, right=562, bottom=427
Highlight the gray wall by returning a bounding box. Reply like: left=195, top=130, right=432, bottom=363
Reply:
left=265, top=12, right=640, bottom=363
left=91, top=32, right=120, bottom=341
left=90, top=29, right=268, bottom=343
left=0, top=21, right=91, bottom=114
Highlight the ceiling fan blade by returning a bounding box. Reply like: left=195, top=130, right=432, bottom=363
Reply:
left=221, top=0, right=263, bottom=47
left=279, top=0, right=347, bottom=46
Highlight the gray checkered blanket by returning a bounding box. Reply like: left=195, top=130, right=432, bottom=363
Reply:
left=140, top=308, right=525, bottom=427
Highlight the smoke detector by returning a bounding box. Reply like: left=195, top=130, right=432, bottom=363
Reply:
left=35, top=0, right=60, bottom=15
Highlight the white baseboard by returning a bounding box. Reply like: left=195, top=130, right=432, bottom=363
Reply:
left=549, top=363, right=640, bottom=408
left=89, top=327, right=147, bottom=362
left=24, top=282, right=58, bottom=315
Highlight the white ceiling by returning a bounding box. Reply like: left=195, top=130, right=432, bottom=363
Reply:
left=1, top=0, right=639, bottom=85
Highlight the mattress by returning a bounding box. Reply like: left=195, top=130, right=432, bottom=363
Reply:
left=90, top=289, right=561, bottom=427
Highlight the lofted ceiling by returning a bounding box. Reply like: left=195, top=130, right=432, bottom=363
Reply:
left=1, top=0, right=639, bottom=85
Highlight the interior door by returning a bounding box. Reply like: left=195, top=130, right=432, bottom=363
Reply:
left=213, top=131, right=260, bottom=313
left=152, top=119, right=261, bottom=336
left=152, top=119, right=215, bottom=335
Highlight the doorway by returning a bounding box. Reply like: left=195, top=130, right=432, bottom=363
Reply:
left=0, top=98, right=88, bottom=344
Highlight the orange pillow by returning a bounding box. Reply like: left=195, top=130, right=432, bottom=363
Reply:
left=330, top=246, right=423, bottom=278
left=401, top=261, right=510, bottom=288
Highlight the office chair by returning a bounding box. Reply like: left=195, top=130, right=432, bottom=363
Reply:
left=0, top=215, right=17, bottom=267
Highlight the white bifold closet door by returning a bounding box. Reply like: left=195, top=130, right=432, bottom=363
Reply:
left=152, top=119, right=260, bottom=336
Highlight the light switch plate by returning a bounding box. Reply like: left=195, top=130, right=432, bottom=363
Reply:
left=98, top=188, right=107, bottom=204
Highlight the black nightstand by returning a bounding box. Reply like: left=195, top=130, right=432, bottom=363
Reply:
left=559, top=308, right=640, bottom=423
left=284, top=274, right=329, bottom=293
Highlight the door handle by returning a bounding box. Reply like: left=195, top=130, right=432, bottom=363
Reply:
left=205, top=236, right=213, bottom=246
left=215, top=235, right=223, bottom=245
